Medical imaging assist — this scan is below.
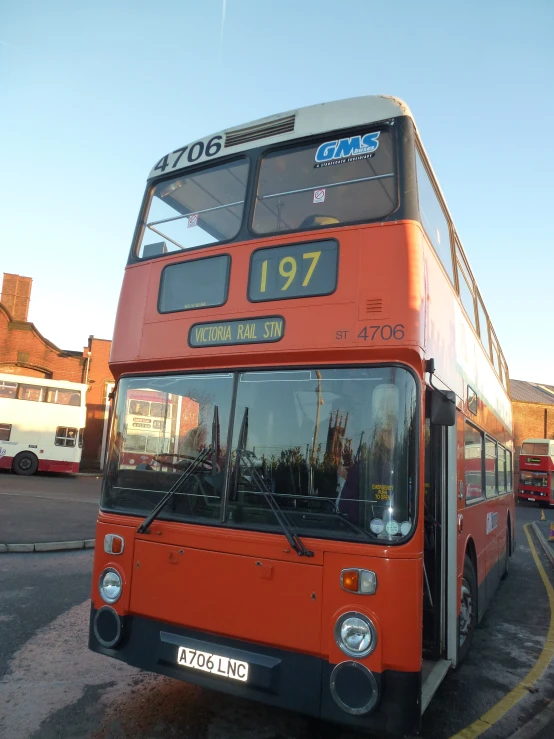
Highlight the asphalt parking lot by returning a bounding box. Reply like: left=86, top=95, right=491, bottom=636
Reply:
left=0, top=471, right=101, bottom=545
left=0, top=477, right=553, bottom=739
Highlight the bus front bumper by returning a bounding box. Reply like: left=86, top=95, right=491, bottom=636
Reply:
left=88, top=605, right=420, bottom=736
left=518, top=490, right=552, bottom=503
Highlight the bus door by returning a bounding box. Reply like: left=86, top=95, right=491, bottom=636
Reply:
left=423, top=390, right=452, bottom=659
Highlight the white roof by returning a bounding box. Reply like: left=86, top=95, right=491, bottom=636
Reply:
left=148, top=95, right=413, bottom=178
left=0, top=371, right=87, bottom=391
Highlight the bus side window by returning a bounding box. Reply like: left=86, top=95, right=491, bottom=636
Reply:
left=485, top=436, right=498, bottom=497
left=0, top=423, right=12, bottom=441
left=18, top=384, right=45, bottom=402
left=415, top=149, right=454, bottom=284
left=456, top=243, right=477, bottom=331
left=476, top=294, right=490, bottom=356
left=464, top=422, right=483, bottom=502
left=506, top=450, right=513, bottom=492
left=497, top=446, right=506, bottom=494
left=0, top=381, right=17, bottom=399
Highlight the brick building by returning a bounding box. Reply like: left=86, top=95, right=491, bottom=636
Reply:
left=0, top=273, right=114, bottom=470
left=509, top=379, right=554, bottom=473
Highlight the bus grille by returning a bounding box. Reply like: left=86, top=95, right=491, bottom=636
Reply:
left=365, top=298, right=384, bottom=315
left=224, top=115, right=296, bottom=147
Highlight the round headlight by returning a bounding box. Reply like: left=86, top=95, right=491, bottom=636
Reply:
left=99, top=568, right=122, bottom=604
left=335, top=612, right=377, bottom=658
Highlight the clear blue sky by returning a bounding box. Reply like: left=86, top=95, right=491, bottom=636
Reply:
left=1, top=0, right=553, bottom=383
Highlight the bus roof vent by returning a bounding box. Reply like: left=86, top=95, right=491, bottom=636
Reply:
left=224, top=114, right=296, bottom=148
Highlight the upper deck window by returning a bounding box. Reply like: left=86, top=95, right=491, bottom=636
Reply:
left=46, top=388, right=81, bottom=406
left=137, top=158, right=249, bottom=259
left=0, top=381, right=17, bottom=399
left=252, top=130, right=397, bottom=235
left=521, top=442, right=550, bottom=455
left=415, top=150, right=454, bottom=284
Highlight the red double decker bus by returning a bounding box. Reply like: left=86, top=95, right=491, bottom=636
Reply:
left=89, top=96, right=514, bottom=736
left=518, top=438, right=554, bottom=507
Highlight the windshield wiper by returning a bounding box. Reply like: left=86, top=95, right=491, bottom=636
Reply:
left=237, top=443, right=314, bottom=558
left=137, top=447, right=211, bottom=534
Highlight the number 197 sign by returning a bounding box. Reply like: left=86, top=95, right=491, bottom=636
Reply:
left=248, top=239, right=338, bottom=302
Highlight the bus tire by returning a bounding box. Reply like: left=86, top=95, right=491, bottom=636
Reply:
left=501, top=523, right=510, bottom=580
left=458, top=555, right=477, bottom=666
left=12, top=452, right=39, bottom=476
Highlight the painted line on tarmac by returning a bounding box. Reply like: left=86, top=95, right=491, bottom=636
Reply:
left=0, top=540, right=95, bottom=553
left=506, top=699, right=554, bottom=739
left=0, top=491, right=99, bottom=504
left=449, top=523, right=554, bottom=739
left=532, top=522, right=554, bottom=568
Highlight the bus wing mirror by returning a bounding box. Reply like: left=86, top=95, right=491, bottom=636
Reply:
left=430, top=390, right=456, bottom=426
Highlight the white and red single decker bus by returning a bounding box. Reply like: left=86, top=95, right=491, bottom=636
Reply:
left=0, top=372, right=87, bottom=475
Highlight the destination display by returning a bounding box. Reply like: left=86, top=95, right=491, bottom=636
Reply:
left=248, top=239, right=338, bottom=302
left=189, top=316, right=284, bottom=347
left=158, top=254, right=230, bottom=314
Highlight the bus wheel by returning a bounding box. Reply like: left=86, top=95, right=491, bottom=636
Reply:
left=458, top=555, right=477, bottom=665
left=501, top=524, right=510, bottom=580
left=13, top=452, right=39, bottom=476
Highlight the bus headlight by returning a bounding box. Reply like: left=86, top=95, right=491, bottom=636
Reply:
left=335, top=612, right=377, bottom=658
left=99, top=568, right=122, bottom=604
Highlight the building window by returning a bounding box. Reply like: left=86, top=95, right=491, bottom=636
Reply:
left=485, top=436, right=497, bottom=497
left=465, top=423, right=483, bottom=502
left=55, top=427, right=77, bottom=447
left=0, top=423, right=11, bottom=441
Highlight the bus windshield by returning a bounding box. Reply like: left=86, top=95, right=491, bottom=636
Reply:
left=102, top=367, right=418, bottom=544
left=521, top=442, right=550, bottom=456
left=520, top=471, right=548, bottom=487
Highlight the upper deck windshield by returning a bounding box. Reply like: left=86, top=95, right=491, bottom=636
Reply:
left=521, top=442, right=550, bottom=456
left=102, top=367, right=418, bottom=544
left=253, top=129, right=396, bottom=234
left=137, top=158, right=249, bottom=258
left=135, top=125, right=398, bottom=259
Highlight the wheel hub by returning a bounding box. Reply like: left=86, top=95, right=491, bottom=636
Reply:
left=459, top=578, right=473, bottom=646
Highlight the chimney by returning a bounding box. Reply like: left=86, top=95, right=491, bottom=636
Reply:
left=1, top=273, right=33, bottom=322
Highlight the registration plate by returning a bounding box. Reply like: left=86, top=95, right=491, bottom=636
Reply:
left=177, top=646, right=249, bottom=682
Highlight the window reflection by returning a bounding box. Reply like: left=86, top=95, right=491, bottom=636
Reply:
left=102, top=367, right=418, bottom=544
left=465, top=423, right=483, bottom=502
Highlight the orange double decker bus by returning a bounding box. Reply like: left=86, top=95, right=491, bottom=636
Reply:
left=89, top=96, right=514, bottom=735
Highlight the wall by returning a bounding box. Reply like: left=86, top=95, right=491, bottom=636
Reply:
left=0, top=306, right=84, bottom=381
left=81, top=338, right=114, bottom=470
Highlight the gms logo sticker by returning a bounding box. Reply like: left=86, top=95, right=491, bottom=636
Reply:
left=315, top=132, right=380, bottom=168
left=0, top=447, right=6, bottom=459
